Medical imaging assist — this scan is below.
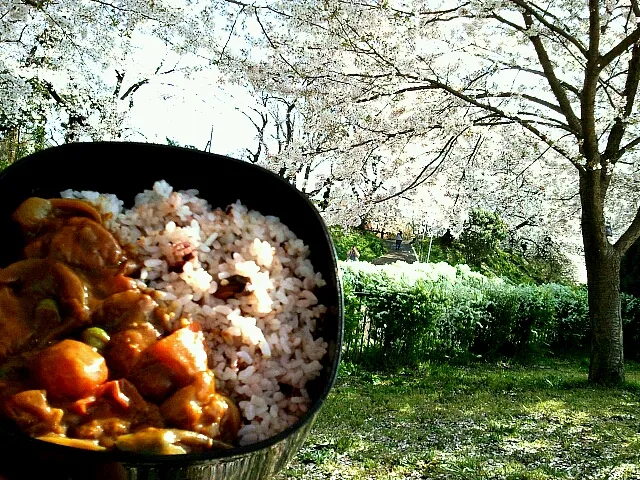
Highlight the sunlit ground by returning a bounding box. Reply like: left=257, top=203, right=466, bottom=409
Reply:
left=277, top=359, right=640, bottom=479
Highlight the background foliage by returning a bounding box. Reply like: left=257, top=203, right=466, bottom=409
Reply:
left=413, top=209, right=576, bottom=285
left=621, top=239, right=640, bottom=298
left=329, top=226, right=386, bottom=262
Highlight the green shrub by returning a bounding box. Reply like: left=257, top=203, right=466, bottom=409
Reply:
left=413, top=236, right=575, bottom=285
left=340, top=255, right=640, bottom=367
left=414, top=211, right=576, bottom=286
left=433, top=283, right=484, bottom=361
left=472, top=283, right=519, bottom=357
left=524, top=247, right=577, bottom=285
left=546, top=284, right=589, bottom=352
left=341, top=268, right=361, bottom=355
left=513, top=284, right=556, bottom=352
left=415, top=238, right=466, bottom=266
left=339, top=262, right=597, bottom=368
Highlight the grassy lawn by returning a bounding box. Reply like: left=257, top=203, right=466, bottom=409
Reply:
left=277, top=359, right=640, bottom=479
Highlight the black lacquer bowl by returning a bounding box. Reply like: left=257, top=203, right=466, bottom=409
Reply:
left=0, top=142, right=343, bottom=480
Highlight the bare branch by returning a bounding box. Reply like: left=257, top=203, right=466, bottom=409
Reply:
left=119, top=78, right=149, bottom=100
left=516, top=144, right=553, bottom=176
left=476, top=91, right=565, bottom=115
left=498, top=64, right=581, bottom=96
left=363, top=73, right=577, bottom=164
left=598, top=75, right=623, bottom=109
left=0, top=24, right=28, bottom=44
left=490, top=12, right=525, bottom=32
left=516, top=116, right=576, bottom=133
left=222, top=0, right=250, bottom=6
left=113, top=70, right=124, bottom=98
left=254, top=10, right=306, bottom=78
left=579, top=0, right=603, bottom=168
left=219, top=5, right=245, bottom=64
left=40, top=80, right=65, bottom=105
left=21, top=0, right=46, bottom=8
left=356, top=84, right=438, bottom=103
left=619, top=135, right=640, bottom=156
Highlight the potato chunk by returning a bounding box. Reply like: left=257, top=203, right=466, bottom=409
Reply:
left=32, top=339, right=108, bottom=399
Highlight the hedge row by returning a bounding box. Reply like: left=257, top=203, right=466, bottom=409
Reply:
left=340, top=261, right=640, bottom=367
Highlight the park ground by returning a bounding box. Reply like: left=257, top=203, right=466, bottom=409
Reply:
left=277, top=359, right=640, bottom=480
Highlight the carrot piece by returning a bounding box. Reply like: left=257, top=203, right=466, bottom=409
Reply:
left=145, top=327, right=208, bottom=387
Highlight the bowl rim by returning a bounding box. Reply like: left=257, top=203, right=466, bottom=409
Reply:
left=0, top=141, right=344, bottom=465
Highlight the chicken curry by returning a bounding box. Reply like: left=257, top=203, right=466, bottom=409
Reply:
left=0, top=197, right=241, bottom=454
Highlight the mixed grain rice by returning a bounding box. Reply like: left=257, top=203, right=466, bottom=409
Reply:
left=61, top=180, right=328, bottom=446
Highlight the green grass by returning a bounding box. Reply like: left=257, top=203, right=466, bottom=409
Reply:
left=277, top=360, right=640, bottom=479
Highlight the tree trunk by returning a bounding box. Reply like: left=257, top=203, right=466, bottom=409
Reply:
left=580, top=170, right=624, bottom=385
left=586, top=245, right=623, bottom=385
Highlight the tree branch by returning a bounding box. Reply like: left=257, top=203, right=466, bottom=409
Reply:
left=373, top=130, right=466, bottom=204
left=41, top=80, right=65, bottom=105
left=619, top=135, right=640, bottom=156
left=412, top=75, right=577, bottom=164
left=522, top=11, right=582, bottom=135
left=253, top=9, right=306, bottom=78
left=476, top=91, right=565, bottom=115
left=21, top=0, right=47, bottom=8
left=490, top=12, right=525, bottom=32
left=113, top=70, right=124, bottom=98
left=119, top=78, right=149, bottom=100
left=218, top=5, right=245, bottom=64
left=498, top=64, right=581, bottom=96
left=355, top=84, right=438, bottom=103
left=510, top=0, right=589, bottom=57
left=615, top=207, right=640, bottom=254
left=579, top=0, right=602, bottom=168
left=87, top=0, right=172, bottom=23
left=600, top=26, right=640, bottom=69
left=603, top=42, right=640, bottom=162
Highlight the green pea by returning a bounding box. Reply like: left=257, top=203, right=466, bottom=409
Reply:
left=81, top=327, right=111, bottom=350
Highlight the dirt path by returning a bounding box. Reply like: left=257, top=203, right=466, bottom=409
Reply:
left=372, top=239, right=418, bottom=265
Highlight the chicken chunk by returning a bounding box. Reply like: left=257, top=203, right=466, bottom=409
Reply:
left=161, top=371, right=241, bottom=443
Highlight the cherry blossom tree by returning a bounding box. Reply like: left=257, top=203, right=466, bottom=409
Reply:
left=1, top=0, right=222, bottom=142
left=230, top=70, right=454, bottom=225
left=213, top=0, right=640, bottom=385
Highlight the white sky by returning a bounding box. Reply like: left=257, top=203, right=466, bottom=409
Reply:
left=128, top=84, right=251, bottom=156
left=121, top=32, right=255, bottom=157
left=125, top=74, right=255, bottom=156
